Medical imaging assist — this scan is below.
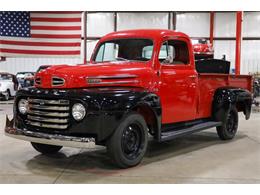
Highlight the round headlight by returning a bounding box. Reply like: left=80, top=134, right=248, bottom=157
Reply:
left=72, top=103, right=86, bottom=121
left=18, top=99, right=28, bottom=114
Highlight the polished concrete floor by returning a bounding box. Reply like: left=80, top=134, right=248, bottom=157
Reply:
left=0, top=100, right=260, bottom=183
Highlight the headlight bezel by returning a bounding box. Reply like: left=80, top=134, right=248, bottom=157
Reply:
left=72, top=103, right=86, bottom=121
left=18, top=98, right=28, bottom=115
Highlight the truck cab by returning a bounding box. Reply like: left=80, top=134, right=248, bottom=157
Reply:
left=5, top=29, right=252, bottom=168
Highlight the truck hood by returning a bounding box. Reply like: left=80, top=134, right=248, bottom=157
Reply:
left=35, top=61, right=153, bottom=89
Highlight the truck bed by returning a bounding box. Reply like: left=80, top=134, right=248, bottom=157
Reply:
left=197, top=73, right=252, bottom=119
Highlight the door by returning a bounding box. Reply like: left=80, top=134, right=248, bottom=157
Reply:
left=158, top=39, right=198, bottom=124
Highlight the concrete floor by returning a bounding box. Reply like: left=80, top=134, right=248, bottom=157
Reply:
left=0, top=100, right=260, bottom=184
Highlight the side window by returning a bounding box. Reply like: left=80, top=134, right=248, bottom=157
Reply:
left=159, top=40, right=189, bottom=65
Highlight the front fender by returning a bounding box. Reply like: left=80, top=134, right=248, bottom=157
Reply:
left=98, top=88, right=161, bottom=141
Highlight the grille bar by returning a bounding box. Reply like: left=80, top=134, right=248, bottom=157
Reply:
left=28, top=110, right=69, bottom=117
left=29, top=104, right=69, bottom=111
left=27, top=121, right=68, bottom=129
left=28, top=115, right=68, bottom=124
left=28, top=98, right=69, bottom=105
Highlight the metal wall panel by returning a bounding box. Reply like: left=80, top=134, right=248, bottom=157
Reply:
left=241, top=40, right=260, bottom=74
left=243, top=12, right=260, bottom=37
left=0, top=57, right=82, bottom=74
left=214, top=40, right=260, bottom=74
left=214, top=40, right=236, bottom=72
left=87, top=13, right=114, bottom=37
left=117, top=13, right=169, bottom=30
left=176, top=13, right=210, bottom=37
left=215, top=12, right=236, bottom=37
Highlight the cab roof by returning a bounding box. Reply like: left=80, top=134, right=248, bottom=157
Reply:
left=100, top=29, right=190, bottom=41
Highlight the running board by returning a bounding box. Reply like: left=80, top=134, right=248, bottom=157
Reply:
left=160, top=121, right=222, bottom=142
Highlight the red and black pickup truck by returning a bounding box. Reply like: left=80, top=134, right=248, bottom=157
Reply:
left=5, top=29, right=253, bottom=168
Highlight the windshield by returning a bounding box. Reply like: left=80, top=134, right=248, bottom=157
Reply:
left=0, top=74, right=12, bottom=81
left=93, top=39, right=154, bottom=63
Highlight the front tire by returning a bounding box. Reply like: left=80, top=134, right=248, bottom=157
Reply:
left=31, top=142, right=63, bottom=154
left=4, top=90, right=10, bottom=101
left=216, top=106, right=238, bottom=140
left=106, top=112, right=148, bottom=168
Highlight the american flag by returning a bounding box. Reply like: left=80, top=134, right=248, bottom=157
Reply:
left=0, top=11, right=82, bottom=57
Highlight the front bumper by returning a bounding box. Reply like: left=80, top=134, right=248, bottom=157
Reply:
left=5, top=116, right=95, bottom=148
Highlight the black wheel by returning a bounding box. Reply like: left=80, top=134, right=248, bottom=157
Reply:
left=216, top=106, right=238, bottom=140
left=4, top=90, right=10, bottom=101
left=106, top=112, right=148, bottom=168
left=31, top=142, right=62, bottom=154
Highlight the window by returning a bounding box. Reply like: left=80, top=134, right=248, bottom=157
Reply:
left=159, top=40, right=189, bottom=65
left=94, top=39, right=154, bottom=63
left=0, top=74, right=12, bottom=81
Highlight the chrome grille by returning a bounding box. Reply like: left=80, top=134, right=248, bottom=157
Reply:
left=27, top=98, right=70, bottom=130
left=52, top=77, right=65, bottom=87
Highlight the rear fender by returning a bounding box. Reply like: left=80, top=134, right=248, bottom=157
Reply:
left=212, top=88, right=252, bottom=121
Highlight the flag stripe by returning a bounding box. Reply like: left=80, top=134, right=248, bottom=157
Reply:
left=1, top=45, right=80, bottom=51
left=31, top=26, right=81, bottom=31
left=31, top=17, right=81, bottom=22
left=30, top=13, right=82, bottom=18
left=0, top=36, right=81, bottom=42
left=30, top=21, right=81, bottom=26
left=0, top=40, right=81, bottom=47
left=0, top=48, right=80, bottom=55
left=31, top=11, right=82, bottom=14
left=0, top=53, right=81, bottom=57
left=31, top=30, right=81, bottom=35
left=31, top=34, right=81, bottom=39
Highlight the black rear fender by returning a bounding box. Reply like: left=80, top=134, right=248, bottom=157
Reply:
left=212, top=88, right=252, bottom=121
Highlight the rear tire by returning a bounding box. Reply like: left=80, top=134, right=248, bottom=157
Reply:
left=31, top=142, right=62, bottom=154
left=106, top=112, right=148, bottom=168
left=216, top=106, right=238, bottom=140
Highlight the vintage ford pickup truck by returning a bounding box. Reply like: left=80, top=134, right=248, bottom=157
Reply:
left=5, top=29, right=253, bottom=168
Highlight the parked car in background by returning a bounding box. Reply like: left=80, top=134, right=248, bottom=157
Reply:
left=192, top=38, right=214, bottom=59
left=0, top=72, right=19, bottom=100
left=16, top=72, right=35, bottom=88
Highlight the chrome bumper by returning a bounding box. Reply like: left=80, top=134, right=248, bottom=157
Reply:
left=5, top=116, right=95, bottom=148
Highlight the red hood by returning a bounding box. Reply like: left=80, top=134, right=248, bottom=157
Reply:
left=35, top=61, right=153, bottom=89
